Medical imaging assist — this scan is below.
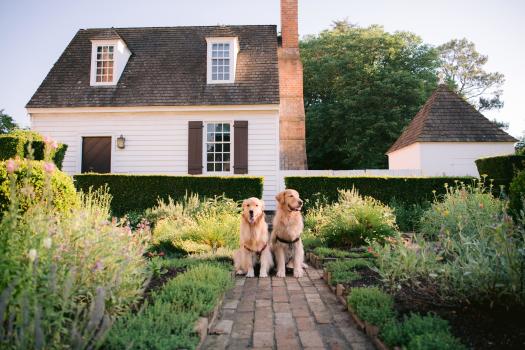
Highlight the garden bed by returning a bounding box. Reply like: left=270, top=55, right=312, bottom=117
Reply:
left=319, top=256, right=525, bottom=349
left=393, top=287, right=525, bottom=350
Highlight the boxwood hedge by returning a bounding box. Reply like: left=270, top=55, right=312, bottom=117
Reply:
left=0, top=134, right=68, bottom=169
left=475, top=155, right=525, bottom=192
left=285, top=176, right=474, bottom=209
left=74, top=174, right=264, bottom=216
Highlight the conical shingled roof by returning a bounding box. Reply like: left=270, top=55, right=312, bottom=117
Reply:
left=387, top=85, right=517, bottom=154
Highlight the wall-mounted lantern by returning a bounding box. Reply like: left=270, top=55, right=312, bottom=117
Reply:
left=116, top=135, right=126, bottom=149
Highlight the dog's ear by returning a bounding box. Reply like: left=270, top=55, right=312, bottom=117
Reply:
left=260, top=200, right=265, bottom=211
left=275, top=191, right=285, bottom=205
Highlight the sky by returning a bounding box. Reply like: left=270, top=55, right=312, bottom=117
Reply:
left=0, top=0, right=523, bottom=138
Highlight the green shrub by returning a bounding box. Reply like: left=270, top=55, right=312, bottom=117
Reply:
left=74, top=174, right=263, bottom=216
left=0, top=159, right=79, bottom=214
left=509, top=170, right=525, bottom=215
left=475, top=155, right=525, bottom=192
left=407, top=332, right=466, bottom=350
left=326, top=259, right=373, bottom=285
left=371, top=234, right=443, bottom=291
left=381, top=313, right=450, bottom=347
left=389, top=198, right=429, bottom=232
left=285, top=176, right=474, bottom=210
left=150, top=195, right=240, bottom=254
left=373, top=182, right=525, bottom=307
left=347, top=287, right=395, bottom=327
left=0, top=131, right=68, bottom=169
left=420, top=180, right=505, bottom=240
left=0, top=179, right=150, bottom=348
left=308, top=189, right=397, bottom=247
left=313, top=247, right=350, bottom=258
left=106, top=263, right=232, bottom=350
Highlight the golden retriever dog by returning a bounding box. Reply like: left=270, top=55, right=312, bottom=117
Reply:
left=233, top=197, right=273, bottom=278
left=271, top=189, right=306, bottom=278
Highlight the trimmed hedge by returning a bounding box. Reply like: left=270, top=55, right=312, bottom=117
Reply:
left=0, top=134, right=68, bottom=169
left=509, top=170, right=525, bottom=215
left=475, top=155, right=525, bottom=192
left=74, top=174, right=264, bottom=216
left=285, top=176, right=474, bottom=208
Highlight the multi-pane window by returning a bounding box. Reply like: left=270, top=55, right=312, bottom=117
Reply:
left=96, top=46, right=114, bottom=83
left=211, top=43, right=230, bottom=81
left=206, top=123, right=231, bottom=172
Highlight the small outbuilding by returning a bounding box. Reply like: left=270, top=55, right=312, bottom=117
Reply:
left=387, top=85, right=517, bottom=176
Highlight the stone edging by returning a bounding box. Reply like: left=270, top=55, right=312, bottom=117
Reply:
left=307, top=255, right=393, bottom=350
left=195, top=271, right=235, bottom=349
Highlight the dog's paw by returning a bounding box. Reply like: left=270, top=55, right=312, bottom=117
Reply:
left=276, top=270, right=286, bottom=278
left=246, top=270, right=255, bottom=278
left=235, top=270, right=244, bottom=275
left=294, top=269, right=304, bottom=278
left=259, top=272, right=268, bottom=278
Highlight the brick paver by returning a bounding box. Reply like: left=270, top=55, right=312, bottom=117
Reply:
left=203, top=268, right=374, bottom=350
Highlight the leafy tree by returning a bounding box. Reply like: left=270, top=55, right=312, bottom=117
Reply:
left=301, top=22, right=439, bottom=169
left=0, top=109, right=18, bottom=134
left=490, top=118, right=509, bottom=131
left=438, top=38, right=505, bottom=112
left=516, top=131, right=525, bottom=155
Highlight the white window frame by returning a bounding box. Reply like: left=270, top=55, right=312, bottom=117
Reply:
left=90, top=40, right=118, bottom=86
left=203, top=121, right=234, bottom=175
left=206, top=37, right=239, bottom=84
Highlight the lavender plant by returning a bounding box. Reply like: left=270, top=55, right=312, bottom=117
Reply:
left=0, top=140, right=151, bottom=349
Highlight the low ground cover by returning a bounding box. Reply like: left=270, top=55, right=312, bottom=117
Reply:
left=325, top=258, right=375, bottom=286
left=105, top=262, right=233, bottom=350
left=347, top=287, right=465, bottom=349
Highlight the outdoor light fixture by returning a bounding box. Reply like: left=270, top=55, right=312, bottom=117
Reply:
left=116, top=135, right=126, bottom=149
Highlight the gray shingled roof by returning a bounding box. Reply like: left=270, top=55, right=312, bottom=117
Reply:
left=387, top=85, right=517, bottom=153
left=26, top=26, right=279, bottom=108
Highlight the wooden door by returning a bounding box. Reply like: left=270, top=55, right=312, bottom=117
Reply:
left=81, top=137, right=111, bottom=173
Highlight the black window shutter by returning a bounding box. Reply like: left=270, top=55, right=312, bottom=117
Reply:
left=188, top=121, right=203, bottom=175
left=234, top=121, right=248, bottom=174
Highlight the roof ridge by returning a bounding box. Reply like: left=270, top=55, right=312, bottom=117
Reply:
left=81, top=24, right=277, bottom=31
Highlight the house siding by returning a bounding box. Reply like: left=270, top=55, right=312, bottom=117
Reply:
left=30, top=107, right=280, bottom=209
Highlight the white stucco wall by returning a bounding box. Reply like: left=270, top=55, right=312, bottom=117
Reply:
left=29, top=105, right=280, bottom=209
left=387, top=143, right=422, bottom=170
left=388, top=142, right=516, bottom=176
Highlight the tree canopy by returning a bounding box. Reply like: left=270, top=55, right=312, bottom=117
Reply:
left=0, top=110, right=18, bottom=134
left=301, top=22, right=439, bottom=169
left=437, top=38, right=505, bottom=112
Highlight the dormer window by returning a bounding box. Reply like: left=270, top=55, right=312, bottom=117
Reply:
left=206, top=37, right=239, bottom=84
left=95, top=45, right=114, bottom=83
left=90, top=37, right=131, bottom=86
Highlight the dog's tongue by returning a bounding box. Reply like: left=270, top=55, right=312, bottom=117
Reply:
left=249, top=217, right=255, bottom=224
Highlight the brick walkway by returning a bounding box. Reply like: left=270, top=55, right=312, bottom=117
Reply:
left=202, top=268, right=374, bottom=350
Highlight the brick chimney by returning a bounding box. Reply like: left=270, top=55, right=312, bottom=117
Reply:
left=278, top=0, right=307, bottom=170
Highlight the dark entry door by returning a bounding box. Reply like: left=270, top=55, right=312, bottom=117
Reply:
left=82, top=137, right=111, bottom=173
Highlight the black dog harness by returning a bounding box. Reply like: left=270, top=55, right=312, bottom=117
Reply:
left=244, top=242, right=268, bottom=257
left=276, top=236, right=300, bottom=250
